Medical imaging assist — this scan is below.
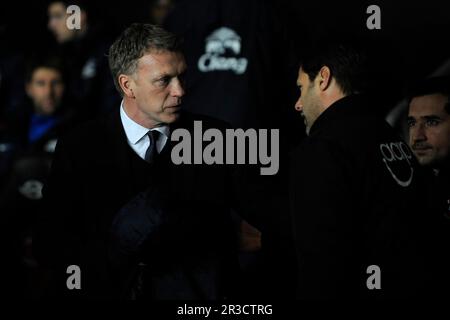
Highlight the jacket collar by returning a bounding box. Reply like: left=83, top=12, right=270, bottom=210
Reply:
left=308, top=94, right=370, bottom=135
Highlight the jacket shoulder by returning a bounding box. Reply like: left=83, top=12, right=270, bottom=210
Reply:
left=54, top=111, right=117, bottom=154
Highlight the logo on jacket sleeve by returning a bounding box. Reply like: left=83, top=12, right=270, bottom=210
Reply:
left=19, top=179, right=44, bottom=200
left=379, top=141, right=414, bottom=187
left=198, top=27, right=248, bottom=74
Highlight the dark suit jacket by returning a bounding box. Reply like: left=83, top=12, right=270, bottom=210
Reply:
left=34, top=108, right=242, bottom=299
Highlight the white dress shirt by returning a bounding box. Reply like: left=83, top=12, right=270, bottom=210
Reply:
left=120, top=102, right=170, bottom=160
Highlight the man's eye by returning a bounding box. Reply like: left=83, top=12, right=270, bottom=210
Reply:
left=406, top=120, right=415, bottom=128
left=52, top=13, right=64, bottom=20
left=157, top=77, right=171, bottom=86
left=426, top=119, right=440, bottom=127
left=51, top=80, right=62, bottom=86
left=178, top=74, right=186, bottom=85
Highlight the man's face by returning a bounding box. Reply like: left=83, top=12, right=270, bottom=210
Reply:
left=26, top=67, right=65, bottom=115
left=150, top=0, right=174, bottom=25
left=407, top=93, right=450, bottom=168
left=48, top=2, right=75, bottom=43
left=295, top=67, right=322, bottom=135
left=129, top=50, right=186, bottom=126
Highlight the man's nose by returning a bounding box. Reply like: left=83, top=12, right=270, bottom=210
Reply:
left=295, top=98, right=303, bottom=112
left=41, top=82, right=51, bottom=96
left=412, top=123, right=427, bottom=142
left=171, top=78, right=185, bottom=97
left=48, top=18, right=57, bottom=32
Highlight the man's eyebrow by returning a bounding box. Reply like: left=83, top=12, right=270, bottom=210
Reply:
left=422, top=115, right=443, bottom=120
left=155, top=68, right=187, bottom=79
left=157, top=72, right=172, bottom=78
left=152, top=72, right=173, bottom=81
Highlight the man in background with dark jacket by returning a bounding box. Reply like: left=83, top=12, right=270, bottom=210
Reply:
left=407, top=76, right=450, bottom=294
left=1, top=54, right=77, bottom=298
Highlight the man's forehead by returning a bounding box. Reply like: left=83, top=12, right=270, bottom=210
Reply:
left=33, top=67, right=62, bottom=79
left=138, top=51, right=186, bottom=73
left=139, top=50, right=184, bottom=66
left=49, top=2, right=65, bottom=13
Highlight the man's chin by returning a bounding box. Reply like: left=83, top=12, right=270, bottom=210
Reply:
left=39, top=105, right=57, bottom=115
left=164, top=111, right=181, bottom=124
left=416, top=155, right=435, bottom=167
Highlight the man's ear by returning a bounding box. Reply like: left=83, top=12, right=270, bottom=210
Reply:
left=318, top=66, right=332, bottom=91
left=118, top=74, right=135, bottom=99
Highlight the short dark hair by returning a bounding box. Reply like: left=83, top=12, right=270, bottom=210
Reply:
left=407, top=76, right=450, bottom=114
left=25, top=54, right=65, bottom=83
left=299, top=36, right=369, bottom=96
left=108, top=23, right=182, bottom=96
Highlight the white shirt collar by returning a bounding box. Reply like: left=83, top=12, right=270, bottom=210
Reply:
left=120, top=101, right=170, bottom=145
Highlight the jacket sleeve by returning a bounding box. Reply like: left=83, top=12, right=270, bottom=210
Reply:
left=108, top=187, right=169, bottom=268
left=108, top=185, right=232, bottom=269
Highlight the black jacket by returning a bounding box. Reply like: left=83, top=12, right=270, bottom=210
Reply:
left=289, top=94, right=439, bottom=299
left=34, top=109, right=244, bottom=299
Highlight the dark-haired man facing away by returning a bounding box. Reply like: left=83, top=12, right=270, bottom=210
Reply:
left=290, top=39, right=437, bottom=298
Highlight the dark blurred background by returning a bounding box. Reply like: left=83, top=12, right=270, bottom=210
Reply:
left=1, top=0, right=449, bottom=118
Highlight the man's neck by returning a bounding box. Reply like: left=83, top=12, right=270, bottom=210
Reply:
left=321, top=89, right=347, bottom=114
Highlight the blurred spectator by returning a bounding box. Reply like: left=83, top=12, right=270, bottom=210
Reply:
left=1, top=54, right=77, bottom=298
left=4, top=54, right=77, bottom=153
left=148, top=0, right=175, bottom=25
left=47, top=0, right=120, bottom=116
left=48, top=1, right=88, bottom=44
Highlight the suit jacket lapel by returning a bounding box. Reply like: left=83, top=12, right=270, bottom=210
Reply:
left=166, top=113, right=196, bottom=201
left=105, top=108, right=135, bottom=198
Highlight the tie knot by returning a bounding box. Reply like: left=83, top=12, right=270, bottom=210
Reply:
left=147, top=129, right=160, bottom=142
